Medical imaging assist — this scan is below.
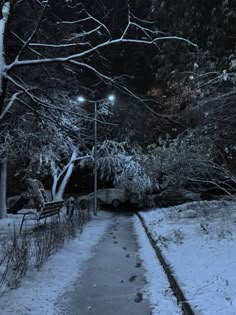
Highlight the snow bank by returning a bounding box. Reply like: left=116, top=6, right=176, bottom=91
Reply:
left=140, top=200, right=236, bottom=315
left=133, top=216, right=182, bottom=315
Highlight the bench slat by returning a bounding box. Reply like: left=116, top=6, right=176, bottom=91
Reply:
left=40, top=210, right=60, bottom=219
left=20, top=200, right=64, bottom=233
left=43, top=202, right=64, bottom=210
left=41, top=208, right=61, bottom=214
left=41, top=206, right=62, bottom=212
left=40, top=208, right=61, bottom=215
left=44, top=201, right=64, bottom=206
left=40, top=202, right=63, bottom=219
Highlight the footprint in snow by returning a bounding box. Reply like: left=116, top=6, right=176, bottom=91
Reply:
left=134, top=292, right=143, bottom=303
left=135, top=262, right=142, bottom=268
left=129, top=275, right=137, bottom=282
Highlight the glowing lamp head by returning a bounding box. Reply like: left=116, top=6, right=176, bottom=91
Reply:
left=77, top=96, right=86, bottom=103
left=107, top=94, right=116, bottom=102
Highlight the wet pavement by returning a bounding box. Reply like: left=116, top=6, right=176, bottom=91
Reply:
left=56, top=213, right=151, bottom=315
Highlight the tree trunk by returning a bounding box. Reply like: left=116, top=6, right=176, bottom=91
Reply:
left=0, top=2, right=10, bottom=114
left=0, top=159, right=7, bottom=219
left=51, top=176, right=57, bottom=200
left=54, top=162, right=75, bottom=200
left=51, top=148, right=78, bottom=200
left=0, top=3, right=11, bottom=219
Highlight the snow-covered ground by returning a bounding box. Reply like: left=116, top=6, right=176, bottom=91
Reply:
left=133, top=216, right=182, bottom=315
left=0, top=210, right=184, bottom=315
left=2, top=200, right=235, bottom=315
left=139, top=200, right=236, bottom=315
left=0, top=213, right=111, bottom=315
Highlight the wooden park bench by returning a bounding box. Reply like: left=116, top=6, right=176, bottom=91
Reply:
left=20, top=200, right=64, bottom=233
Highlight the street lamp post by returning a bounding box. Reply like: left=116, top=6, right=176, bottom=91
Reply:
left=78, top=94, right=115, bottom=216
left=94, top=101, right=97, bottom=216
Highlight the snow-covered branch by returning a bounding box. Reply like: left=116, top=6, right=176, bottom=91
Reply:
left=28, top=42, right=90, bottom=48
left=6, top=34, right=196, bottom=71
left=94, top=140, right=155, bottom=194
left=0, top=91, right=23, bottom=121
left=0, top=1, right=10, bottom=93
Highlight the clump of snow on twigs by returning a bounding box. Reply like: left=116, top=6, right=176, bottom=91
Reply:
left=139, top=200, right=236, bottom=315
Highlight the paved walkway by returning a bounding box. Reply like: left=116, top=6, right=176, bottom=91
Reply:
left=57, top=213, right=152, bottom=315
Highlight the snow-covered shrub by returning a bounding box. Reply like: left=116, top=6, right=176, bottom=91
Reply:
left=33, top=221, right=64, bottom=270
left=140, top=129, right=223, bottom=192
left=33, top=211, right=89, bottom=270
left=0, top=209, right=90, bottom=288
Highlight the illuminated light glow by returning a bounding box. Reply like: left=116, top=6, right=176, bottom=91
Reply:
left=107, top=94, right=116, bottom=102
left=77, top=96, right=86, bottom=103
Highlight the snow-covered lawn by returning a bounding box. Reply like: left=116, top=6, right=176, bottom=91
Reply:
left=0, top=213, right=111, bottom=315
left=133, top=217, right=182, bottom=315
left=3, top=201, right=235, bottom=315
left=139, top=200, right=236, bottom=315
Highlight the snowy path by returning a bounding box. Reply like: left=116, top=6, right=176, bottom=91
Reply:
left=55, top=213, right=181, bottom=315
left=0, top=211, right=182, bottom=315
left=55, top=214, right=151, bottom=315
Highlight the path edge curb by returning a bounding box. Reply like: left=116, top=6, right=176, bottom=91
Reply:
left=136, top=212, right=195, bottom=315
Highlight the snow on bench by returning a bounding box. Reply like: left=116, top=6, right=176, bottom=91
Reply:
left=19, top=200, right=64, bottom=233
